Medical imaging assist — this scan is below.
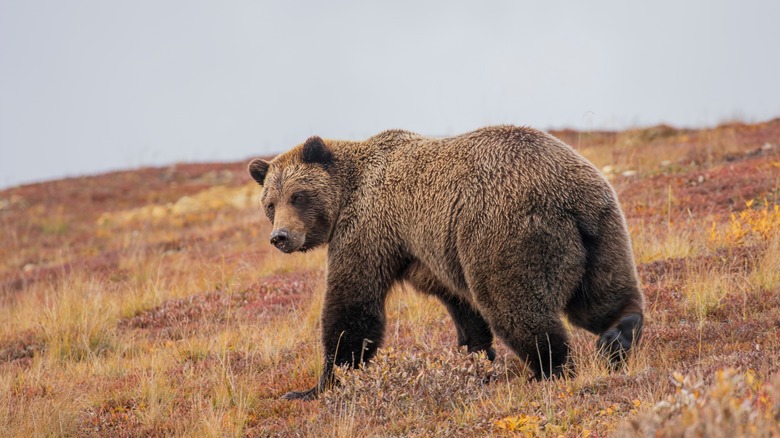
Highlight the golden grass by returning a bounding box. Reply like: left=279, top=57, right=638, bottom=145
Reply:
left=751, top=234, right=780, bottom=291
left=683, top=264, right=748, bottom=324
left=630, top=220, right=703, bottom=263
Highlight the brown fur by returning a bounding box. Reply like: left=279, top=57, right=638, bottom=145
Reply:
left=248, top=127, right=645, bottom=400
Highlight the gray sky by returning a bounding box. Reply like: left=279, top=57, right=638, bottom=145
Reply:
left=1, top=0, right=779, bottom=189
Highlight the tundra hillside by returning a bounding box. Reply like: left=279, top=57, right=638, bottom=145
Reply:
left=1, top=120, right=779, bottom=436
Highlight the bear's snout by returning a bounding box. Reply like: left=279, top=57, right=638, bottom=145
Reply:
left=270, top=228, right=303, bottom=253
left=270, top=229, right=290, bottom=250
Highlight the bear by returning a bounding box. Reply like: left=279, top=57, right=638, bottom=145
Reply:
left=247, top=126, right=644, bottom=400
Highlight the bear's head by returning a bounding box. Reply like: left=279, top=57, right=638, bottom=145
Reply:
left=247, top=136, right=339, bottom=253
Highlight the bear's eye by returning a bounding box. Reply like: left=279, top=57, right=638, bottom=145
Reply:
left=291, top=193, right=305, bottom=205
left=267, top=203, right=275, bottom=213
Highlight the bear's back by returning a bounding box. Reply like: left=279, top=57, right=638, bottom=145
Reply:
left=374, top=126, right=612, bottom=216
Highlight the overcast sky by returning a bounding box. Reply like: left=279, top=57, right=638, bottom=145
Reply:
left=1, top=1, right=779, bottom=189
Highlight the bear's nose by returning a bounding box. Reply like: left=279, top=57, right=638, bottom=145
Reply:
left=270, top=229, right=290, bottom=249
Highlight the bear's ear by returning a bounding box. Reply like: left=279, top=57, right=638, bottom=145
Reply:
left=301, top=136, right=333, bottom=165
left=247, top=159, right=270, bottom=186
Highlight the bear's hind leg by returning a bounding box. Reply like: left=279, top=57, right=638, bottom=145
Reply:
left=564, top=203, right=646, bottom=370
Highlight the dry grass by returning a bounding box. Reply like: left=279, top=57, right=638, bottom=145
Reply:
left=1, top=120, right=779, bottom=436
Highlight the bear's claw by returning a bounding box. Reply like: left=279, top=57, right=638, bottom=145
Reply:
left=281, top=387, right=319, bottom=401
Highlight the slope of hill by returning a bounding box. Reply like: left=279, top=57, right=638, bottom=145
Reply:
left=1, top=120, right=779, bottom=436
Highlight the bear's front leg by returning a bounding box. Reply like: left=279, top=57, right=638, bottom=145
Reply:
left=280, top=297, right=387, bottom=400
left=280, top=297, right=386, bottom=400
left=280, top=244, right=395, bottom=400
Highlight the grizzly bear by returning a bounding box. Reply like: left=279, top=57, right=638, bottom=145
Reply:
left=247, top=126, right=644, bottom=400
